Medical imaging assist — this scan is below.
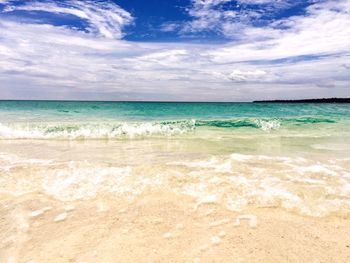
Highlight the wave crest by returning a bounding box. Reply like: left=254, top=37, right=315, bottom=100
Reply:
left=195, top=119, right=280, bottom=130
left=0, top=120, right=196, bottom=139
left=0, top=116, right=337, bottom=139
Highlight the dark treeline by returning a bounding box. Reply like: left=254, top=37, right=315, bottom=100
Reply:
left=253, top=98, right=350, bottom=103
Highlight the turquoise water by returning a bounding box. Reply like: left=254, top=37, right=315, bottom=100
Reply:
left=0, top=101, right=349, bottom=121
left=0, top=101, right=349, bottom=139
left=0, top=101, right=349, bottom=217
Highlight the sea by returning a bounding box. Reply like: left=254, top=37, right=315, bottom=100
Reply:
left=0, top=101, right=349, bottom=217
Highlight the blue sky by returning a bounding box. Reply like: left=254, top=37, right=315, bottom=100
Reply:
left=0, top=0, right=349, bottom=101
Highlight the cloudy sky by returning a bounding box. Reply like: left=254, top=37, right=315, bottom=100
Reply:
left=0, top=0, right=349, bottom=101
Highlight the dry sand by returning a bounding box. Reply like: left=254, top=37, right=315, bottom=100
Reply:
left=1, top=191, right=349, bottom=263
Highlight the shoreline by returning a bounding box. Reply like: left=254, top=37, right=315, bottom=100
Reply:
left=0, top=102, right=349, bottom=262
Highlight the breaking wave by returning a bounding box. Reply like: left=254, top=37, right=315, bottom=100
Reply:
left=0, top=116, right=336, bottom=139
left=196, top=119, right=281, bottom=131
left=0, top=120, right=196, bottom=139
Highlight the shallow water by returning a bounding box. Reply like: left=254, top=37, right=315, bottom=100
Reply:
left=0, top=101, right=349, bottom=217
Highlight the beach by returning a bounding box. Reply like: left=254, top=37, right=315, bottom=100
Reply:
left=0, top=101, right=350, bottom=262
left=1, top=190, right=350, bottom=263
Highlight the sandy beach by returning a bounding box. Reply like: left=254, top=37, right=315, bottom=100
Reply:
left=0, top=102, right=350, bottom=262
left=1, top=191, right=350, bottom=263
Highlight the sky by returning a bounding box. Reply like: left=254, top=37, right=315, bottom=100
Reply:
left=0, top=0, right=349, bottom=101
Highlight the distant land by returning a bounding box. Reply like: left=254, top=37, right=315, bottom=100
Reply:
left=253, top=98, right=350, bottom=103
left=0, top=98, right=349, bottom=103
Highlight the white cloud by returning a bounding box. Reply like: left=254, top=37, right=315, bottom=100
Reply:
left=237, top=0, right=295, bottom=7
left=207, top=0, right=350, bottom=63
left=228, top=69, right=267, bottom=82
left=160, top=22, right=180, bottom=32
left=0, top=0, right=349, bottom=101
left=2, top=0, right=133, bottom=39
left=182, top=0, right=303, bottom=37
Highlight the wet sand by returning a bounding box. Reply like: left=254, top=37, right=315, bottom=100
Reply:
left=1, top=129, right=350, bottom=263
left=1, top=191, right=349, bottom=263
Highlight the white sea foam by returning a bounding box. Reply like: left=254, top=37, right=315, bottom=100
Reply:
left=42, top=163, right=162, bottom=200
left=0, top=120, right=196, bottom=139
left=0, top=152, right=52, bottom=171
left=174, top=154, right=350, bottom=217
left=170, top=158, right=232, bottom=173
left=254, top=119, right=281, bottom=131
left=294, top=165, right=339, bottom=176
left=1, top=150, right=349, bottom=217
left=0, top=117, right=286, bottom=140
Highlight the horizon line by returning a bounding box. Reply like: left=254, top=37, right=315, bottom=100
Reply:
left=0, top=97, right=349, bottom=103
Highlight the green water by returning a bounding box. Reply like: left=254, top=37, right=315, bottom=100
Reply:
left=0, top=101, right=349, bottom=217
left=0, top=101, right=349, bottom=122
left=0, top=101, right=349, bottom=143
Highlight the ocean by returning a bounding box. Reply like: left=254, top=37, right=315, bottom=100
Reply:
left=0, top=101, right=349, bottom=217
